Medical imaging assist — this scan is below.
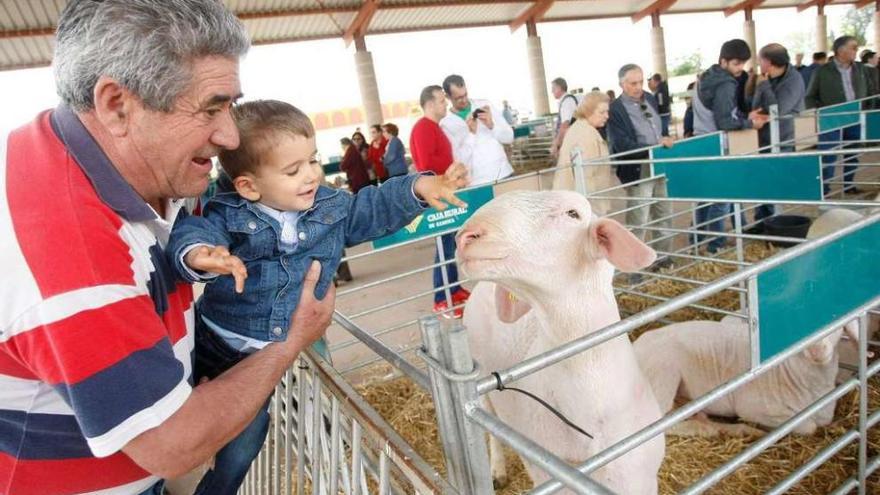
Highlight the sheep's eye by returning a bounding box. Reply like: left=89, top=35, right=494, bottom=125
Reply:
left=566, top=209, right=581, bottom=220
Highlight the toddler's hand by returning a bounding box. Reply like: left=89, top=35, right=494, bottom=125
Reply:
left=184, top=245, right=248, bottom=293
left=414, top=164, right=469, bottom=211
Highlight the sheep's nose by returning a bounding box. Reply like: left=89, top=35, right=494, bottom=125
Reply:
left=457, top=226, right=484, bottom=248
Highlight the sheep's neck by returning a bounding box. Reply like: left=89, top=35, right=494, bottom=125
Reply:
left=534, top=277, right=620, bottom=339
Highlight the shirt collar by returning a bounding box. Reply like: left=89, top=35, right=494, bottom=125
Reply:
left=255, top=202, right=301, bottom=223
left=834, top=58, right=852, bottom=72
left=51, top=104, right=157, bottom=222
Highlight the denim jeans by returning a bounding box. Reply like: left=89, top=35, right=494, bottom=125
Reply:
left=660, top=115, right=670, bottom=137
left=433, top=233, right=461, bottom=303
left=694, top=202, right=732, bottom=253
left=818, top=125, right=860, bottom=195
left=192, top=317, right=272, bottom=495
left=137, top=481, right=165, bottom=495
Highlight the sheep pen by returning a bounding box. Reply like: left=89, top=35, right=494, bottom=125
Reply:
left=355, top=242, right=879, bottom=494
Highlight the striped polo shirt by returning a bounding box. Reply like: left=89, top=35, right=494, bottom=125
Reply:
left=0, top=106, right=196, bottom=494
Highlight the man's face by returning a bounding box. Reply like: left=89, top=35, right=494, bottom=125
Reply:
left=759, top=57, right=772, bottom=75
left=427, top=89, right=448, bottom=120
left=720, top=58, right=747, bottom=78
left=551, top=84, right=564, bottom=99
left=447, top=83, right=469, bottom=111
left=837, top=41, right=859, bottom=64
left=369, top=126, right=381, bottom=141
left=128, top=56, right=241, bottom=200
left=620, top=69, right=644, bottom=100
left=647, top=78, right=657, bottom=91
left=795, top=53, right=804, bottom=65
left=246, top=133, right=321, bottom=212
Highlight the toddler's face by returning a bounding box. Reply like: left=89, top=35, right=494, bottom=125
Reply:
left=250, top=134, right=321, bottom=211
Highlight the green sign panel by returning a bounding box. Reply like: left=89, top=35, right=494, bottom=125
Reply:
left=756, top=219, right=880, bottom=362
left=372, top=185, right=495, bottom=249
left=655, top=155, right=823, bottom=201
left=865, top=111, right=880, bottom=140
left=651, top=133, right=723, bottom=162
left=818, top=101, right=860, bottom=132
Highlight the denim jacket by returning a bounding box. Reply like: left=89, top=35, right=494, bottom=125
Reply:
left=167, top=174, right=426, bottom=342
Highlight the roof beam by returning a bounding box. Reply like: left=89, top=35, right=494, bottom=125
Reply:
left=723, top=0, right=766, bottom=17
left=343, top=0, right=380, bottom=46
left=510, top=0, right=555, bottom=33
left=796, top=0, right=829, bottom=13
left=632, top=0, right=677, bottom=23
left=854, top=0, right=875, bottom=7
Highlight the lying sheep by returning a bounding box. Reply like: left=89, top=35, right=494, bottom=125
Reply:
left=633, top=207, right=870, bottom=437
left=458, top=190, right=664, bottom=494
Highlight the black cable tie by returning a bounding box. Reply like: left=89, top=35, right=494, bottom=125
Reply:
left=490, top=371, right=593, bottom=440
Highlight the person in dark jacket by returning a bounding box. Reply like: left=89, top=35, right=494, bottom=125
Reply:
left=799, top=51, right=827, bottom=87
left=752, top=43, right=806, bottom=220
left=339, top=137, right=370, bottom=193
left=381, top=123, right=408, bottom=177
left=692, top=39, right=768, bottom=253
left=805, top=35, right=877, bottom=195
left=649, top=73, right=672, bottom=136
left=607, top=63, right=674, bottom=265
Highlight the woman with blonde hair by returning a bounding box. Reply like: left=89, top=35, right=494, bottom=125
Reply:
left=552, top=91, right=617, bottom=214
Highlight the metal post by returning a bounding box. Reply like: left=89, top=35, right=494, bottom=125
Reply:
left=571, top=146, right=587, bottom=196
left=747, top=276, right=761, bottom=370
left=857, top=312, right=869, bottom=495
left=769, top=104, right=780, bottom=154
left=310, top=367, right=323, bottom=495
left=419, top=316, right=467, bottom=489
left=733, top=202, right=746, bottom=311
left=441, top=320, right=494, bottom=494
left=272, top=383, right=281, bottom=495
left=436, top=235, right=454, bottom=311
left=296, top=361, right=307, bottom=495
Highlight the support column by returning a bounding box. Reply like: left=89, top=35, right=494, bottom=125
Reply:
left=816, top=5, right=828, bottom=53
left=526, top=20, right=551, bottom=116
left=874, top=2, right=880, bottom=53
left=353, top=36, right=384, bottom=127
left=650, top=12, right=668, bottom=80
left=743, top=8, right=758, bottom=69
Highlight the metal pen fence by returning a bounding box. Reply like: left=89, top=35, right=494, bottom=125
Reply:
left=238, top=99, right=880, bottom=494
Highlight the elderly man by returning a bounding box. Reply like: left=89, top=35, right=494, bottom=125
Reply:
left=551, top=76, right=579, bottom=157
left=751, top=43, right=805, bottom=220
left=0, top=2, right=334, bottom=494
left=440, top=74, right=514, bottom=186
left=806, top=35, right=877, bottom=195
left=607, top=63, right=674, bottom=268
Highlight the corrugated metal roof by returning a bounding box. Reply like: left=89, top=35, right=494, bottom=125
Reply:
left=0, top=0, right=860, bottom=71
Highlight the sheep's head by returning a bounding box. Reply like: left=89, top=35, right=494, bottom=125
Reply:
left=804, top=320, right=861, bottom=366
left=456, top=191, right=655, bottom=319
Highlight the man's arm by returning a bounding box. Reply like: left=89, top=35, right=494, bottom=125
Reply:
left=605, top=102, right=641, bottom=153
left=122, top=261, right=333, bottom=478
left=712, top=80, right=752, bottom=130
left=488, top=105, right=514, bottom=144
left=440, top=118, right=475, bottom=168
left=804, top=67, right=820, bottom=109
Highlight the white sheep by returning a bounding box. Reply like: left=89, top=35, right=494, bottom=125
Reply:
left=633, top=207, right=869, bottom=437
left=458, top=190, right=664, bottom=494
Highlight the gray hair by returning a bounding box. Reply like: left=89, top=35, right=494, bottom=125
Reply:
left=618, top=64, right=642, bottom=82
left=54, top=0, right=250, bottom=112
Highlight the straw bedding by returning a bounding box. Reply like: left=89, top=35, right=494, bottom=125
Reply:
left=356, top=242, right=879, bottom=494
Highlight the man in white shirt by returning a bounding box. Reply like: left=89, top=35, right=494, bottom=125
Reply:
left=551, top=77, right=579, bottom=157
left=440, top=74, right=514, bottom=186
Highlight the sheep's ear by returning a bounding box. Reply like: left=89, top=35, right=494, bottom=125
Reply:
left=586, top=218, right=656, bottom=272
left=495, top=285, right=531, bottom=323
left=843, top=319, right=873, bottom=357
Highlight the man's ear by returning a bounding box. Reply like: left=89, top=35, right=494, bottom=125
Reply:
left=233, top=174, right=261, bottom=202
left=92, top=75, right=138, bottom=138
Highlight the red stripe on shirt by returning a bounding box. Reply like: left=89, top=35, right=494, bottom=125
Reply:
left=1, top=295, right=168, bottom=386
left=0, top=450, right=150, bottom=495
left=163, top=287, right=192, bottom=346
left=0, top=352, right=37, bottom=380
left=6, top=112, right=135, bottom=300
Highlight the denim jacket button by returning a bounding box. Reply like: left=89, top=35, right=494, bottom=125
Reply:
left=298, top=232, right=307, bottom=241
left=272, top=326, right=283, bottom=336
left=248, top=221, right=257, bottom=230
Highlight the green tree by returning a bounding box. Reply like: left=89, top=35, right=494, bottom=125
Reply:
left=671, top=52, right=702, bottom=77
left=839, top=6, right=874, bottom=46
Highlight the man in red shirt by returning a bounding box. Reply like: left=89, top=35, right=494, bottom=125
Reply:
left=409, top=85, right=470, bottom=318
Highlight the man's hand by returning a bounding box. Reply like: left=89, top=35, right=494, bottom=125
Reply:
left=466, top=115, right=478, bottom=134
left=284, top=261, right=335, bottom=352
left=476, top=106, right=494, bottom=130
left=749, top=109, right=769, bottom=130
left=184, top=245, right=247, bottom=293
left=659, top=136, right=674, bottom=148
left=414, top=163, right=469, bottom=211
